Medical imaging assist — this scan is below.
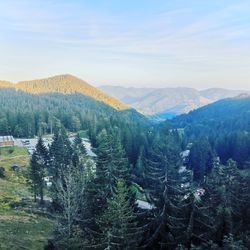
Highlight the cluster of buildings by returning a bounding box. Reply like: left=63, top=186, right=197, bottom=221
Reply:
left=0, top=135, right=96, bottom=158
left=0, top=136, right=15, bottom=147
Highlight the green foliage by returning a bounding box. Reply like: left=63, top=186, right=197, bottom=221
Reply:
left=0, top=167, right=5, bottom=178
left=2, top=89, right=250, bottom=249
left=98, top=180, right=138, bottom=250
left=0, top=146, right=29, bottom=183
left=0, top=146, right=54, bottom=250
left=89, top=129, right=131, bottom=217
left=29, top=137, right=48, bottom=203
left=0, top=88, right=149, bottom=165
left=0, top=209, right=54, bottom=250
left=172, top=96, right=250, bottom=168
left=188, top=136, right=214, bottom=181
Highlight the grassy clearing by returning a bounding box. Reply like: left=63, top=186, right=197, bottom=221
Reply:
left=0, top=146, right=28, bottom=157
left=0, top=146, right=54, bottom=250
left=0, top=146, right=29, bottom=183
left=0, top=178, right=30, bottom=209
left=0, top=209, right=54, bottom=250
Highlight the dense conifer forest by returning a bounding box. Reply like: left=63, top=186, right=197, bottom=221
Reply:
left=1, top=88, right=250, bottom=249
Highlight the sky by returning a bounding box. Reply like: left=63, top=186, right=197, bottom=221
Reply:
left=0, top=0, right=250, bottom=90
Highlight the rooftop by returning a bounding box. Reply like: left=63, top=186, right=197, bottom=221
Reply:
left=0, top=136, right=14, bottom=143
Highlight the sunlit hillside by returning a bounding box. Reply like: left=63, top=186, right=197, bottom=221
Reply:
left=0, top=74, right=128, bottom=110
left=0, top=81, right=13, bottom=88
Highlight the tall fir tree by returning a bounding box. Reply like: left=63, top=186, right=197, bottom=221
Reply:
left=90, top=129, right=131, bottom=216
left=142, top=135, right=187, bottom=249
left=72, top=133, right=87, bottom=167
left=98, top=180, right=138, bottom=250
left=29, top=137, right=48, bottom=203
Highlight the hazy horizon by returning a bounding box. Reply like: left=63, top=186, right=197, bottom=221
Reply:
left=2, top=73, right=250, bottom=91
left=1, top=0, right=250, bottom=89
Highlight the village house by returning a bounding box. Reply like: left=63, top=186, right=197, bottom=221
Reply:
left=0, top=136, right=15, bottom=147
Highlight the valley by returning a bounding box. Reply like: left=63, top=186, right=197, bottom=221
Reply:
left=100, top=85, right=250, bottom=118
left=1, top=0, right=250, bottom=248
left=0, top=77, right=250, bottom=249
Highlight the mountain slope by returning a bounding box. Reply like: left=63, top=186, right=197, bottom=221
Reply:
left=0, top=75, right=127, bottom=110
left=199, top=88, right=248, bottom=100
left=0, top=81, right=13, bottom=88
left=169, top=94, right=250, bottom=168
left=171, top=94, right=250, bottom=133
left=100, top=86, right=249, bottom=116
left=0, top=87, right=149, bottom=164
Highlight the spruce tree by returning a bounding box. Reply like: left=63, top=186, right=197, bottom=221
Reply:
left=49, top=126, right=73, bottom=208
left=29, top=137, right=48, bottom=203
left=91, top=129, right=131, bottom=216
left=142, top=135, right=186, bottom=249
left=49, top=126, right=72, bottom=178
left=204, top=160, right=250, bottom=246
left=98, top=180, right=138, bottom=250
left=188, top=137, right=214, bottom=181
left=72, top=133, right=87, bottom=167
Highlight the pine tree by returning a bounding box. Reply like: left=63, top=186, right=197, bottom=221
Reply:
left=91, top=129, right=131, bottom=216
left=142, top=135, right=186, bottom=249
left=49, top=126, right=72, bottom=178
left=54, top=164, right=85, bottom=238
left=110, top=129, right=130, bottom=183
left=50, top=130, right=96, bottom=248
left=188, top=137, right=214, bottom=181
left=49, top=126, right=73, bottom=208
left=29, top=137, right=48, bottom=203
left=135, top=146, right=147, bottom=186
left=98, top=180, right=138, bottom=250
left=72, top=133, right=87, bottom=167
left=0, top=116, right=9, bottom=135
left=204, top=159, right=250, bottom=246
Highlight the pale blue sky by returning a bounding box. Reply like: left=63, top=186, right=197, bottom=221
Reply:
left=0, top=0, right=250, bottom=89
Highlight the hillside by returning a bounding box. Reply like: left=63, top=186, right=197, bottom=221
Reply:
left=100, top=85, right=250, bottom=117
left=0, top=75, right=127, bottom=110
left=0, top=146, right=54, bottom=249
left=199, top=88, right=247, bottom=100
left=170, top=95, right=250, bottom=168
left=172, top=94, right=250, bottom=130
left=0, top=88, right=149, bottom=164
left=0, top=81, right=13, bottom=88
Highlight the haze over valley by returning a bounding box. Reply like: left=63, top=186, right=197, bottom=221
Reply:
left=1, top=1, right=250, bottom=249
left=100, top=85, right=250, bottom=116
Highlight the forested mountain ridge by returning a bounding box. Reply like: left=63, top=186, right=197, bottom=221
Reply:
left=0, top=88, right=149, bottom=165
left=170, top=95, right=250, bottom=176
left=172, top=94, right=250, bottom=130
left=0, top=74, right=128, bottom=110
left=0, top=80, right=13, bottom=88
left=2, top=87, right=250, bottom=248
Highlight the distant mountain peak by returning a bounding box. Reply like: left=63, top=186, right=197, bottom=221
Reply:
left=0, top=75, right=128, bottom=110
left=233, top=93, right=250, bottom=99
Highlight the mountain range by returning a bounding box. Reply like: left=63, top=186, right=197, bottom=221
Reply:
left=1, top=75, right=249, bottom=119
left=100, top=86, right=250, bottom=118
left=0, top=75, right=127, bottom=110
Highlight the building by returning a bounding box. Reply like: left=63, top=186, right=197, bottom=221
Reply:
left=0, top=136, right=15, bottom=147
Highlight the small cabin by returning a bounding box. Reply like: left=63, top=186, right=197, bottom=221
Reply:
left=0, top=136, right=15, bottom=147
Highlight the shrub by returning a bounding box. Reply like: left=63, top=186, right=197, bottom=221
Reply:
left=8, top=148, right=14, bottom=154
left=0, top=167, right=5, bottom=178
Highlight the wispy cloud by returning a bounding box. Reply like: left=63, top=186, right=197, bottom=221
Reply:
left=0, top=0, right=250, bottom=89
